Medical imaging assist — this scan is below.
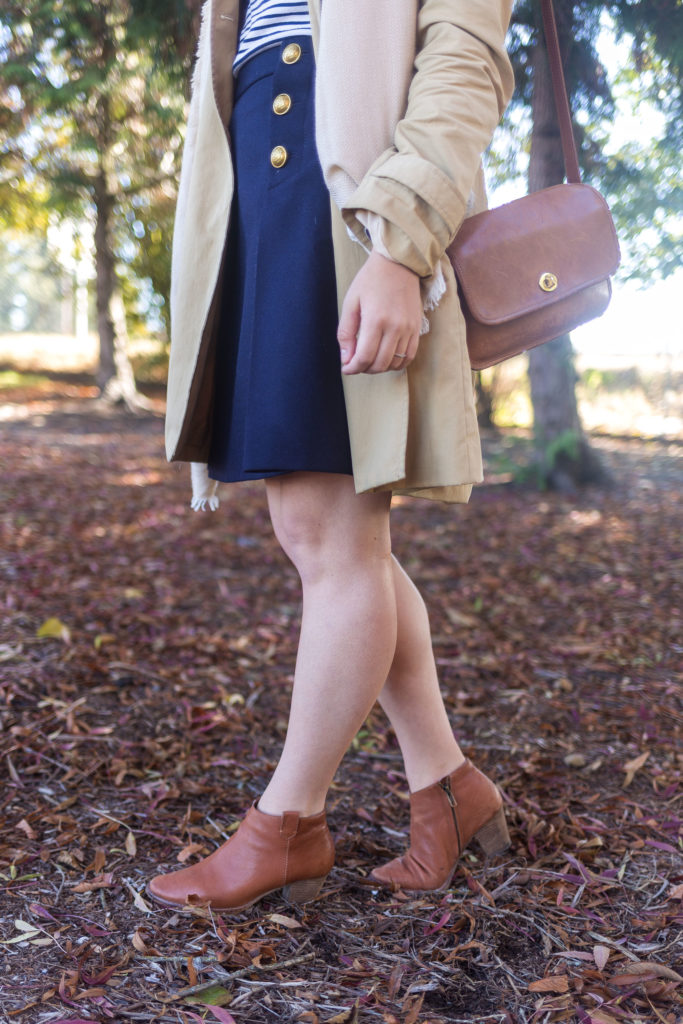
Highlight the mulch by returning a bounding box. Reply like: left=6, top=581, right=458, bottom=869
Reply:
left=0, top=389, right=681, bottom=1024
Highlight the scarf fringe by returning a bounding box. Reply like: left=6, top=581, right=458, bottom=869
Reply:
left=190, top=462, right=219, bottom=511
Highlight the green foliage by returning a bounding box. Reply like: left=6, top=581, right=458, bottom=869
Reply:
left=515, top=429, right=582, bottom=489
left=492, top=0, right=682, bottom=284
left=0, top=232, right=65, bottom=332
left=0, top=0, right=193, bottom=337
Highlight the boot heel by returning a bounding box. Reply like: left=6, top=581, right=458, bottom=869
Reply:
left=474, top=806, right=510, bottom=857
left=283, top=875, right=327, bottom=904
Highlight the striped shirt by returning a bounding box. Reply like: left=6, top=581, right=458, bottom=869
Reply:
left=234, top=0, right=312, bottom=72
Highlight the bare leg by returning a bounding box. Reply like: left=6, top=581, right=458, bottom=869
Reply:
left=377, top=556, right=465, bottom=791
left=258, top=472, right=396, bottom=816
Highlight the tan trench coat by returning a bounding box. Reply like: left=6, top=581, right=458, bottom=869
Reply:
left=165, top=0, right=514, bottom=502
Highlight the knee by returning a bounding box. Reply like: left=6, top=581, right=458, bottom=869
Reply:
left=267, top=476, right=392, bottom=583
left=270, top=495, right=328, bottom=573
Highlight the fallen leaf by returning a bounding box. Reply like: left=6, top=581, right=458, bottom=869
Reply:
left=268, top=913, right=301, bottom=929
left=71, top=872, right=115, bottom=893
left=622, top=750, right=650, bottom=787
left=593, top=944, right=611, bottom=970
left=403, top=993, right=424, bottom=1024
left=185, top=985, right=232, bottom=1007
left=585, top=1011, right=621, bottom=1024
left=564, top=752, right=587, bottom=768
left=625, top=961, right=683, bottom=982
left=528, top=975, right=569, bottom=993
left=125, top=831, right=137, bottom=857
left=325, top=1006, right=359, bottom=1024
left=445, top=607, right=478, bottom=628
left=200, top=1007, right=237, bottom=1023
left=124, top=881, right=152, bottom=913
left=177, top=842, right=207, bottom=863
left=0, top=921, right=40, bottom=942
left=14, top=919, right=40, bottom=933
left=669, top=883, right=683, bottom=900
left=132, top=928, right=150, bottom=953
left=16, top=818, right=37, bottom=839
left=36, top=617, right=71, bottom=642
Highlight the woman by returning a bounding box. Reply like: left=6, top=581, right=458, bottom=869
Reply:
left=149, top=0, right=515, bottom=911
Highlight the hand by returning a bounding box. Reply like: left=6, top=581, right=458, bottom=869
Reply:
left=337, top=250, right=423, bottom=375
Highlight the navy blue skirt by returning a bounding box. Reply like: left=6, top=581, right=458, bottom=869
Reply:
left=208, top=38, right=353, bottom=483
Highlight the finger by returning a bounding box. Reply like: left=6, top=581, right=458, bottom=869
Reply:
left=388, top=329, right=420, bottom=372
left=337, top=293, right=361, bottom=367
left=342, top=315, right=384, bottom=375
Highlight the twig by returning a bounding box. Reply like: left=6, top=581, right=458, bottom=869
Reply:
left=107, top=661, right=168, bottom=682
left=165, top=951, right=316, bottom=1000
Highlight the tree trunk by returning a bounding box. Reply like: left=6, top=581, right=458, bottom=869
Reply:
left=475, top=369, right=499, bottom=429
left=93, top=172, right=151, bottom=412
left=94, top=174, right=116, bottom=390
left=526, top=9, right=607, bottom=489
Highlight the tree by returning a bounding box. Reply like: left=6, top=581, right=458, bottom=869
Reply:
left=0, top=1, right=192, bottom=408
left=498, top=0, right=682, bottom=488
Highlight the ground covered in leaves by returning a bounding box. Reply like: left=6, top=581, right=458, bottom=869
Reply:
left=1, top=384, right=681, bottom=1024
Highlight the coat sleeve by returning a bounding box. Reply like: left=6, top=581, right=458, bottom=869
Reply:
left=341, top=0, right=514, bottom=278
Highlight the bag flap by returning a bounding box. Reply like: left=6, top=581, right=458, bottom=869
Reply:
left=448, top=184, right=621, bottom=325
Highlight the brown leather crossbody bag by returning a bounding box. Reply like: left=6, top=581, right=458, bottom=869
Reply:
left=447, top=0, right=621, bottom=370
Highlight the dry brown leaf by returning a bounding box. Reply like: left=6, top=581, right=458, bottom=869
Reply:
left=564, top=752, right=587, bottom=768
left=16, top=818, right=37, bottom=839
left=626, top=961, right=683, bottom=982
left=268, top=913, right=301, bottom=929
left=71, top=872, right=114, bottom=893
left=124, top=881, right=152, bottom=914
left=177, top=842, right=207, bottom=863
left=585, top=1011, right=621, bottom=1024
left=622, top=750, right=650, bottom=787
left=403, top=993, right=425, bottom=1024
left=593, top=944, right=611, bottom=971
left=125, top=831, right=137, bottom=857
left=324, top=1007, right=358, bottom=1024
left=131, top=928, right=150, bottom=954
left=669, top=883, right=683, bottom=900
left=528, top=975, right=570, bottom=993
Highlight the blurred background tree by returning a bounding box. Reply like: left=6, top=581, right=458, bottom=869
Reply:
left=1, top=1, right=680, bottom=467
left=0, top=0, right=195, bottom=407
left=487, top=0, right=682, bottom=488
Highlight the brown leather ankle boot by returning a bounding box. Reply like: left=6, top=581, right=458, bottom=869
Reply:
left=147, top=803, right=335, bottom=911
left=370, top=759, right=510, bottom=892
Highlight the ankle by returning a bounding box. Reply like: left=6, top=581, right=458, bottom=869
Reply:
left=406, top=752, right=466, bottom=793
left=257, top=790, right=326, bottom=818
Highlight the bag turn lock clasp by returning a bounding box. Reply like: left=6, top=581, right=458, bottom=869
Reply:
left=539, top=272, right=559, bottom=292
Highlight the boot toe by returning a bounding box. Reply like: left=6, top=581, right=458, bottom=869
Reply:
left=147, top=867, right=203, bottom=907
left=369, top=857, right=416, bottom=890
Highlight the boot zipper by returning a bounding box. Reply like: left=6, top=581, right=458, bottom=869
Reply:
left=439, top=777, right=463, bottom=855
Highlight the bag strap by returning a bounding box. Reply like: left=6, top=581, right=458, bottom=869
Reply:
left=540, top=0, right=582, bottom=184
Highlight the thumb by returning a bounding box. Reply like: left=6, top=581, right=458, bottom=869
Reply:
left=337, top=293, right=361, bottom=366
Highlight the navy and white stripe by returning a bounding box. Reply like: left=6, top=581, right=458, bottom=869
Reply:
left=234, top=0, right=312, bottom=72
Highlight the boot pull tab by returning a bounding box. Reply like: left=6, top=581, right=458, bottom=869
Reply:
left=280, top=811, right=300, bottom=839
left=439, top=778, right=464, bottom=856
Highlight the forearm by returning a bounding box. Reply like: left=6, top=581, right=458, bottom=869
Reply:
left=343, top=0, right=515, bottom=277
